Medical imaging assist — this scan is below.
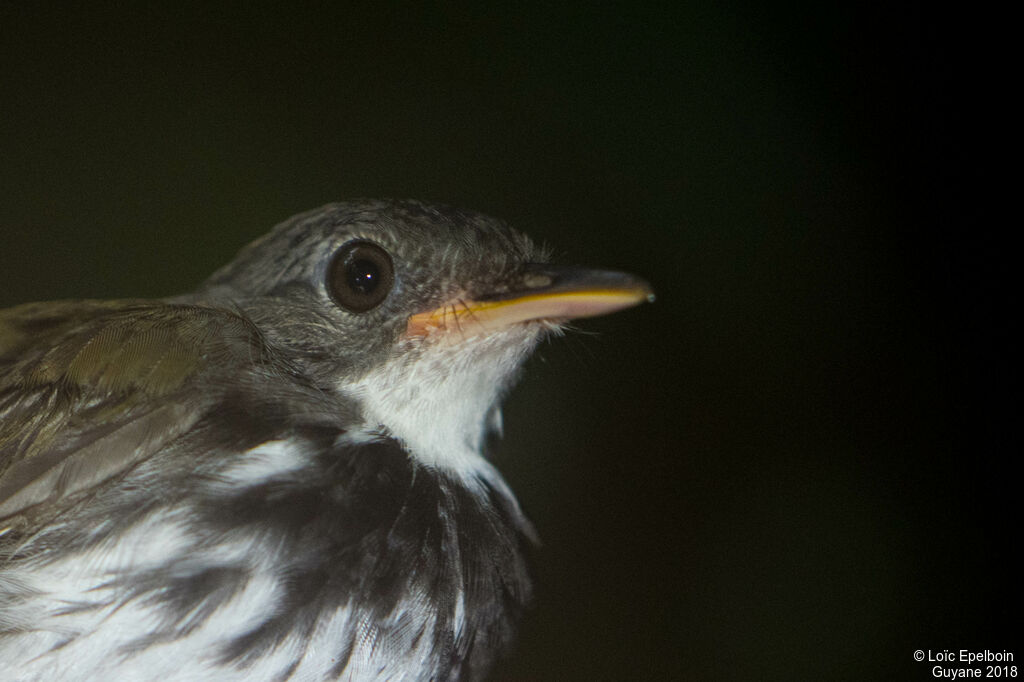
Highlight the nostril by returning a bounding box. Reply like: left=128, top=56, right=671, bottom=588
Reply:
left=522, top=273, right=553, bottom=289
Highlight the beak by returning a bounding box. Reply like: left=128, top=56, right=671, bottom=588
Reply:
left=406, top=264, right=654, bottom=337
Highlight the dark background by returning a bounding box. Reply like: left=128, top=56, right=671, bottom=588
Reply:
left=1, top=3, right=1015, bottom=679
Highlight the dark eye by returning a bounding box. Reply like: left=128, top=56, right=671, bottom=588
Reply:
left=327, top=240, right=395, bottom=312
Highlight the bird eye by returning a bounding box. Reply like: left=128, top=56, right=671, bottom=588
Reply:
left=327, top=240, right=395, bottom=312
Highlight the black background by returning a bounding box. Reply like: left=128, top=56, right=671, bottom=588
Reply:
left=1, top=3, right=1015, bottom=679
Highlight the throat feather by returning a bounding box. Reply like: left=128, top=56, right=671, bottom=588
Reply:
left=341, top=327, right=541, bottom=473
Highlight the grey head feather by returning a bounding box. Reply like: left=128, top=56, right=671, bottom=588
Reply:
left=188, top=199, right=548, bottom=386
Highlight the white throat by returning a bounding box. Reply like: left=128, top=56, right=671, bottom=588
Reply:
left=341, top=326, right=543, bottom=474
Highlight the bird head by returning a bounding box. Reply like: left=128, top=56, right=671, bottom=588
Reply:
left=194, top=200, right=653, bottom=473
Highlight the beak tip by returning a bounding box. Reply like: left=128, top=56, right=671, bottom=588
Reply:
left=628, top=278, right=655, bottom=306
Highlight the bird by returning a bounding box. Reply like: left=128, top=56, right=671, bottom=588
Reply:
left=0, top=199, right=652, bottom=681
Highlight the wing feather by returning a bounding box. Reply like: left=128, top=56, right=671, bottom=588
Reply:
left=0, top=300, right=266, bottom=523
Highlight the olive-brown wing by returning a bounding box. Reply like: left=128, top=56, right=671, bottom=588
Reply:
left=0, top=300, right=264, bottom=522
